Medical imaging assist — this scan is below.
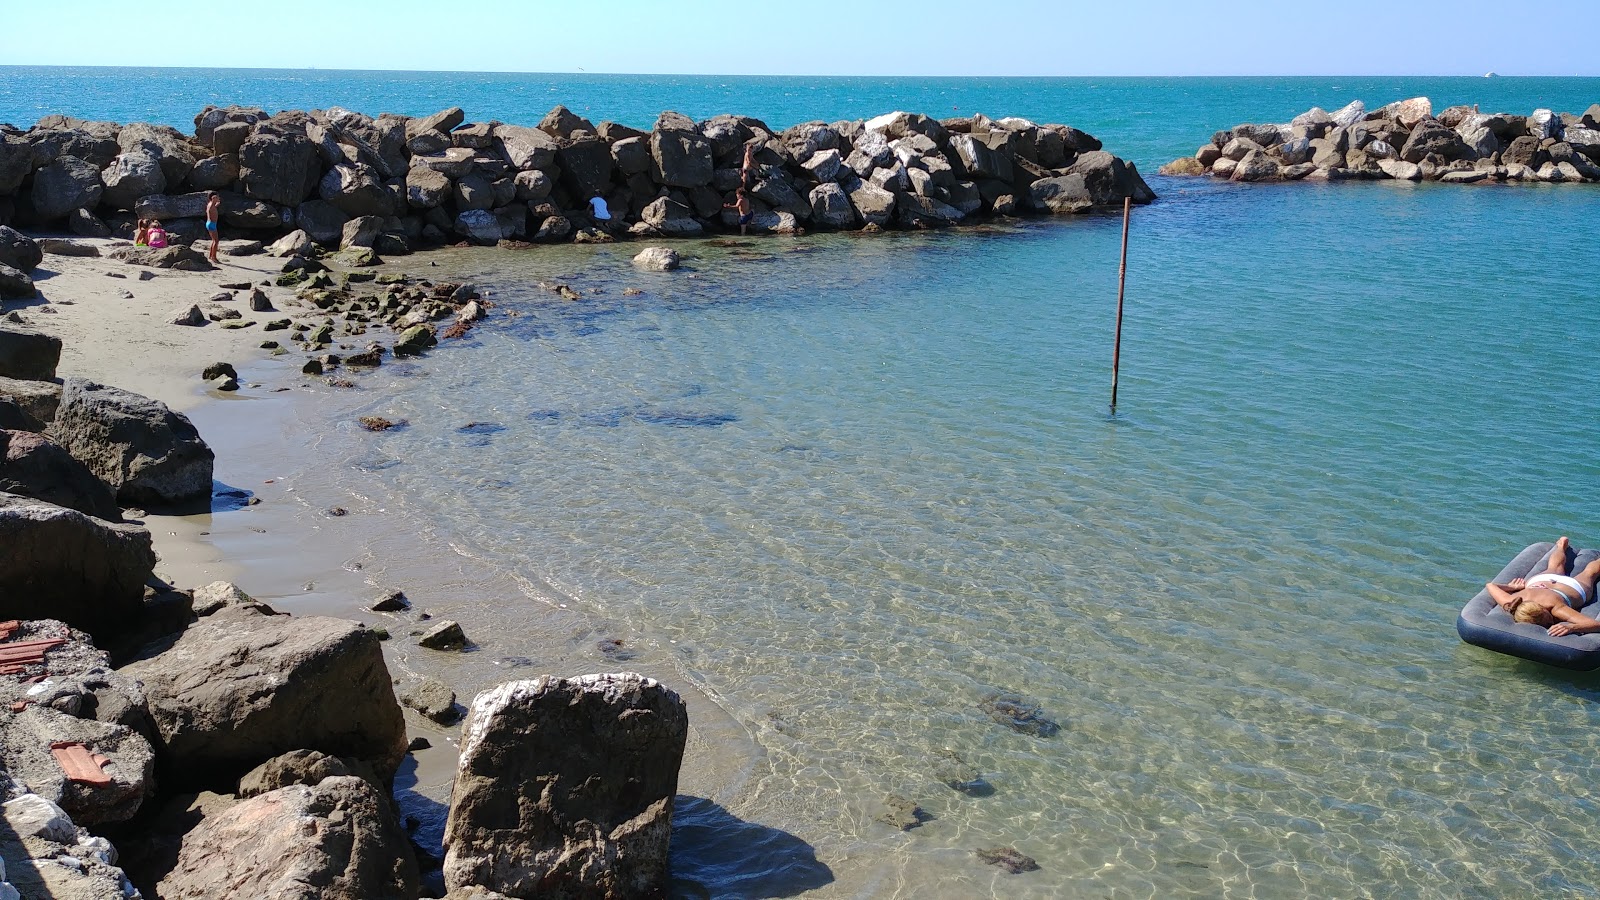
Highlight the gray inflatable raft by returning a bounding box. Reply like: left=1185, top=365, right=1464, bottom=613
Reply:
left=1458, top=542, right=1600, bottom=671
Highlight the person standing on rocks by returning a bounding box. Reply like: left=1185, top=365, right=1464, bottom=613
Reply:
left=741, top=142, right=758, bottom=190
left=725, top=188, right=753, bottom=236
left=205, top=192, right=221, bottom=263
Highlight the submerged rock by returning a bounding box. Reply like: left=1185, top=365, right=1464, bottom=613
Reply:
left=979, top=691, right=1060, bottom=737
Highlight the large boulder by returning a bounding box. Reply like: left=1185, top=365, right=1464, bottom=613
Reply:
left=1456, top=115, right=1501, bottom=159
left=1029, top=174, right=1093, bottom=214
left=454, top=209, right=504, bottom=245
left=100, top=149, right=168, bottom=210
left=537, top=105, right=596, bottom=141
left=632, top=247, right=680, bottom=271
left=45, top=378, right=215, bottom=508
left=319, top=163, right=399, bottom=218
left=238, top=132, right=318, bottom=207
left=847, top=179, right=896, bottom=226
left=31, top=155, right=105, bottom=221
left=0, top=135, right=32, bottom=194
left=0, top=321, right=60, bottom=380
left=118, top=122, right=198, bottom=184
left=405, top=165, right=451, bottom=208
left=1400, top=119, right=1474, bottom=163
left=639, top=196, right=703, bottom=236
left=0, top=226, right=42, bottom=272
left=107, top=244, right=214, bottom=271
left=650, top=117, right=715, bottom=188
left=0, top=429, right=120, bottom=520
left=809, top=182, right=857, bottom=229
left=121, top=608, right=406, bottom=785
left=442, top=674, right=689, bottom=899
left=157, top=776, right=418, bottom=900
left=296, top=199, right=350, bottom=245
left=494, top=125, right=559, bottom=171
left=557, top=138, right=614, bottom=200
left=0, top=492, right=155, bottom=634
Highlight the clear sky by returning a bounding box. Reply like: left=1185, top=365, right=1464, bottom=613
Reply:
left=4, top=0, right=1595, bottom=77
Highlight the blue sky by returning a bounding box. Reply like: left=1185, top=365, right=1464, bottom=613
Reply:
left=5, top=0, right=1595, bottom=76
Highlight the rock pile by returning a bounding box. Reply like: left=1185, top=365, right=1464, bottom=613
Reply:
left=0, top=105, right=1154, bottom=250
left=1161, top=98, right=1600, bottom=184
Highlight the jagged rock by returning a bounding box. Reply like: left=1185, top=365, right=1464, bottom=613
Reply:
left=408, top=106, right=465, bottom=140
left=340, top=215, right=383, bottom=250
left=640, top=196, right=702, bottom=236
left=122, top=608, right=406, bottom=784
left=1401, top=119, right=1473, bottom=163
left=405, top=165, right=451, bottom=209
left=185, top=153, right=240, bottom=191
left=32, top=155, right=105, bottom=221
left=611, top=136, right=651, bottom=175
left=1378, top=158, right=1423, bottom=181
left=236, top=749, right=370, bottom=798
left=1529, top=108, right=1562, bottom=141
left=0, top=429, right=119, bottom=520
left=808, top=182, right=856, bottom=229
left=320, top=163, right=398, bottom=218
left=68, top=209, right=113, bottom=237
left=265, top=229, right=314, bottom=257
left=37, top=238, right=97, bottom=259
left=1231, top=150, right=1281, bottom=182
left=1, top=787, right=144, bottom=899
left=632, top=246, right=680, bottom=271
left=538, top=105, right=595, bottom=141
left=1029, top=174, right=1093, bottom=214
left=0, top=492, right=154, bottom=634
left=1380, top=96, right=1433, bottom=128
left=651, top=118, right=715, bottom=188
left=442, top=675, right=689, bottom=898
left=0, top=264, right=33, bottom=301
left=248, top=288, right=274, bottom=312
left=45, top=379, right=214, bottom=508
left=158, top=776, right=418, bottom=900
left=493, top=126, right=558, bottom=171
left=0, top=375, right=61, bottom=425
left=190, top=581, right=275, bottom=617
left=0, top=322, right=60, bottom=380
left=557, top=138, right=614, bottom=199
left=0, top=226, right=42, bottom=272
left=171, top=304, right=206, bottom=326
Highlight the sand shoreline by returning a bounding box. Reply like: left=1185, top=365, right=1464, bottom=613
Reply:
left=8, top=233, right=759, bottom=873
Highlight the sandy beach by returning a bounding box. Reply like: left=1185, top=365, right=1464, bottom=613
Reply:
left=7, top=235, right=756, bottom=875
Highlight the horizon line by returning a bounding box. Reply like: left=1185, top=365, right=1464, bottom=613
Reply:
left=2, top=64, right=1597, bottom=79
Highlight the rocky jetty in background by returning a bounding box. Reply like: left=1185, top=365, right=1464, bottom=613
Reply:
left=0, top=104, right=1153, bottom=251
left=1161, top=98, right=1600, bottom=185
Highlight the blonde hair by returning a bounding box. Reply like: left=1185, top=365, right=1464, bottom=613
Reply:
left=1512, top=598, right=1550, bottom=625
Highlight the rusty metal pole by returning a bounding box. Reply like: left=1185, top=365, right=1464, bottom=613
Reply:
left=1110, top=196, right=1132, bottom=415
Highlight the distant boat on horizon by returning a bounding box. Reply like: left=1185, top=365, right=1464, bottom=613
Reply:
left=1483, top=71, right=1498, bottom=78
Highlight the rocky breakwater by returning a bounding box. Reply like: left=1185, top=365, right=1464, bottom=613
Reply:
left=0, top=104, right=1153, bottom=253
left=1160, top=98, right=1600, bottom=185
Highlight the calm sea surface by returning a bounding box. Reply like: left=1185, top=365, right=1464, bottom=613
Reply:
left=7, top=69, right=1600, bottom=898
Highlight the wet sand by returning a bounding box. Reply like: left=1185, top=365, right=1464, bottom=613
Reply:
left=9, top=235, right=760, bottom=866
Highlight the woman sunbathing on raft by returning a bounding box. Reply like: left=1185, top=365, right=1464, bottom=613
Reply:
left=1485, top=536, right=1600, bottom=636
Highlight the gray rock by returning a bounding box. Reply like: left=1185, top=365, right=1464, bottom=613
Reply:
left=1528, top=108, right=1563, bottom=141
left=0, top=375, right=62, bottom=425
left=1, top=787, right=143, bottom=899
left=407, top=106, right=465, bottom=139
left=32, top=156, right=105, bottom=221
left=296, top=199, right=350, bottom=245
left=651, top=122, right=715, bottom=188
left=846, top=179, right=896, bottom=227
left=0, top=226, right=43, bottom=272
left=405, top=165, right=451, bottom=209
left=265, top=229, right=314, bottom=258
left=417, top=619, right=467, bottom=650
left=319, top=163, right=398, bottom=218
left=611, top=136, right=652, bottom=176
left=1331, top=100, right=1367, bottom=128
left=37, top=238, right=99, bottom=258
left=632, top=246, right=681, bottom=271
left=453, top=173, right=495, bottom=211
left=1231, top=150, right=1281, bottom=182
left=236, top=749, right=368, bottom=798
left=171, top=304, right=206, bottom=326
left=0, top=491, right=154, bottom=635
left=557, top=137, right=615, bottom=199
left=248, top=288, right=274, bottom=312
left=0, top=429, right=120, bottom=520
left=1400, top=120, right=1473, bottom=163
left=1456, top=115, right=1500, bottom=159
left=393, top=324, right=437, bottom=357
left=809, top=182, right=857, bottom=229
left=122, top=608, right=407, bottom=783
left=538, top=105, right=595, bottom=141
left=395, top=674, right=459, bottom=724
left=639, top=197, right=703, bottom=237
left=493, top=126, right=559, bottom=171
left=454, top=209, right=504, bottom=245
left=191, top=580, right=275, bottom=617
left=185, top=153, right=240, bottom=191
left=158, top=776, right=418, bottom=900
left=45, top=378, right=215, bottom=508
left=107, top=244, right=214, bottom=271
left=100, top=149, right=167, bottom=210
left=512, top=169, right=552, bottom=202
left=1029, top=174, right=1093, bottom=214
left=68, top=208, right=113, bottom=238
left=340, top=215, right=383, bottom=249
left=1378, top=158, right=1424, bottom=181
left=0, top=322, right=59, bottom=379
left=238, top=132, right=318, bottom=207
left=1, top=701, right=155, bottom=825
left=442, top=674, right=688, bottom=898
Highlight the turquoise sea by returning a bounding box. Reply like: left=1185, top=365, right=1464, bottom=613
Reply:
left=6, top=69, right=1600, bottom=898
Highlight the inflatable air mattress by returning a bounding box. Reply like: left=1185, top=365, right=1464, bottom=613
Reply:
left=1458, top=541, right=1600, bottom=671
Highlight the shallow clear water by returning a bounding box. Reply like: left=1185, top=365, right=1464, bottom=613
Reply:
left=287, top=174, right=1599, bottom=898
left=10, top=69, right=1600, bottom=896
